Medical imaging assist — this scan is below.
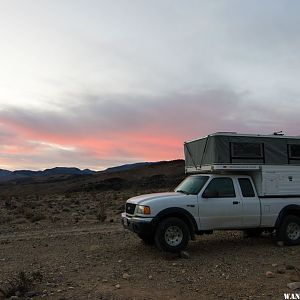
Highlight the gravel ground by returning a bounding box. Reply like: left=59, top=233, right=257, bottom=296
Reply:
left=0, top=222, right=300, bottom=300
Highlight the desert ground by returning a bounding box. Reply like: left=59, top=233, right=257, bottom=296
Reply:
left=0, top=161, right=299, bottom=299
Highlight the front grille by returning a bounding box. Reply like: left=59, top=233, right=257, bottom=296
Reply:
left=126, top=203, right=136, bottom=215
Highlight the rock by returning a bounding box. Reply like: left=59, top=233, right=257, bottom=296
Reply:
left=25, top=291, right=39, bottom=297
left=122, top=273, right=130, bottom=280
left=9, top=297, right=18, bottom=300
left=265, top=271, right=275, bottom=278
left=271, top=264, right=278, bottom=267
left=277, top=241, right=284, bottom=247
left=287, top=282, right=300, bottom=290
left=115, top=284, right=121, bottom=289
left=90, top=245, right=100, bottom=251
left=276, top=268, right=286, bottom=274
left=102, top=279, right=108, bottom=283
left=148, top=275, right=153, bottom=279
left=180, top=251, right=190, bottom=259
left=289, top=274, right=300, bottom=282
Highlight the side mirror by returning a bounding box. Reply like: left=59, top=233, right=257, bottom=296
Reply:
left=202, top=190, right=218, bottom=198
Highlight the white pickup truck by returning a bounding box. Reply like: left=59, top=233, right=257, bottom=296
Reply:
left=121, top=133, right=300, bottom=252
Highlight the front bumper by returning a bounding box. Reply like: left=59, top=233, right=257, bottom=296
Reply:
left=121, top=212, right=154, bottom=235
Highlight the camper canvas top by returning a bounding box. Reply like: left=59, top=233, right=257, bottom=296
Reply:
left=184, top=132, right=300, bottom=173
left=185, top=132, right=300, bottom=144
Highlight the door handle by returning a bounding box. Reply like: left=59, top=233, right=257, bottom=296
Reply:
left=187, top=204, right=195, bottom=207
left=232, top=201, right=240, bottom=205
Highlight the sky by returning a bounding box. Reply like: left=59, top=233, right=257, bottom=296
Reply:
left=0, top=0, right=300, bottom=170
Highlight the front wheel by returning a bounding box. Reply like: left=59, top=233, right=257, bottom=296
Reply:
left=277, top=215, right=300, bottom=246
left=154, top=217, right=190, bottom=252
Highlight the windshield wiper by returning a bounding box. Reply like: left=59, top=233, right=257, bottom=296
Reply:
left=176, top=190, right=190, bottom=195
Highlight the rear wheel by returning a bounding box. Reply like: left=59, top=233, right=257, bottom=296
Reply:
left=277, top=215, right=300, bottom=246
left=154, top=217, right=190, bottom=252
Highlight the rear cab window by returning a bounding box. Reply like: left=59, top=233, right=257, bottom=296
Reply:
left=203, top=177, right=236, bottom=198
left=238, top=178, right=255, bottom=197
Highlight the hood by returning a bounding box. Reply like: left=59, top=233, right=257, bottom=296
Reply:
left=127, top=192, right=183, bottom=205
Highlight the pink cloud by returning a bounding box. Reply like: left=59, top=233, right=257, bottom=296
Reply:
left=0, top=88, right=299, bottom=170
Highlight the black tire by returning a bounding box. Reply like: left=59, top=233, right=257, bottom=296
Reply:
left=154, top=217, right=190, bottom=253
left=243, top=229, right=263, bottom=238
left=277, top=215, right=300, bottom=246
left=138, top=233, right=155, bottom=245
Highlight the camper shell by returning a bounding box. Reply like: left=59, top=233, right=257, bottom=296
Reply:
left=184, top=132, right=300, bottom=197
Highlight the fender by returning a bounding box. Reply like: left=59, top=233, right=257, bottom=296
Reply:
left=275, top=204, right=300, bottom=228
left=152, top=207, right=198, bottom=240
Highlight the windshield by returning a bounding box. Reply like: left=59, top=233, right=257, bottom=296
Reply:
left=175, top=176, right=209, bottom=195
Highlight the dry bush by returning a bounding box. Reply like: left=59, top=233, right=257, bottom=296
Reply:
left=91, top=193, right=107, bottom=223
left=0, top=271, right=43, bottom=298
left=0, top=213, right=13, bottom=225
left=24, top=209, right=46, bottom=223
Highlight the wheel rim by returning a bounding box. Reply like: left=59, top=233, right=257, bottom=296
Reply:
left=164, top=226, right=183, bottom=246
left=286, top=222, right=300, bottom=240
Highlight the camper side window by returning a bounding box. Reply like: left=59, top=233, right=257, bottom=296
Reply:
left=289, top=144, right=300, bottom=159
left=231, top=142, right=263, bottom=158
left=203, top=178, right=236, bottom=198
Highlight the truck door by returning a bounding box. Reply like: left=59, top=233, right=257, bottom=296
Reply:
left=237, top=178, right=261, bottom=227
left=199, top=177, right=243, bottom=229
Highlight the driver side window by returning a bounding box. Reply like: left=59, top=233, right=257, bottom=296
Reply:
left=203, top=177, right=236, bottom=198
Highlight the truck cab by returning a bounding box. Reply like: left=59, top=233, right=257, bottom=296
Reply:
left=122, top=174, right=264, bottom=252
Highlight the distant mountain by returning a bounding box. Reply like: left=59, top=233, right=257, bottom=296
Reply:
left=102, top=162, right=153, bottom=173
left=0, top=167, right=96, bottom=182
left=0, top=162, right=159, bottom=183
left=43, top=167, right=95, bottom=176
left=0, top=161, right=182, bottom=184
left=0, top=169, right=12, bottom=177
left=0, top=159, right=185, bottom=195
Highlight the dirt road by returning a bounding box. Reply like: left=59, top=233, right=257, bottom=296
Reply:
left=1, top=222, right=300, bottom=300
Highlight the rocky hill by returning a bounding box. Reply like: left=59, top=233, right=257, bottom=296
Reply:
left=0, top=160, right=185, bottom=196
left=0, top=167, right=96, bottom=182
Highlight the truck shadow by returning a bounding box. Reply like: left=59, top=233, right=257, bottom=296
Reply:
left=187, top=231, right=279, bottom=257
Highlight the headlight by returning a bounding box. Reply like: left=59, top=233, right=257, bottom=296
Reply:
left=135, top=205, right=151, bottom=215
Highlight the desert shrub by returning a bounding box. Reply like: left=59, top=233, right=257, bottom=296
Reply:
left=0, top=271, right=43, bottom=298
left=50, top=215, right=61, bottom=223
left=24, top=209, right=46, bottom=223
left=0, top=214, right=13, bottom=225
left=30, top=213, right=46, bottom=223
left=13, top=218, right=28, bottom=225
left=91, top=193, right=107, bottom=223
left=62, top=207, right=71, bottom=212
left=96, top=208, right=107, bottom=223
left=4, top=198, right=12, bottom=209
left=64, top=192, right=73, bottom=199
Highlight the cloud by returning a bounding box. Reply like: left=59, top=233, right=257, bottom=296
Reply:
left=1, top=1, right=300, bottom=169
left=1, top=87, right=300, bottom=170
